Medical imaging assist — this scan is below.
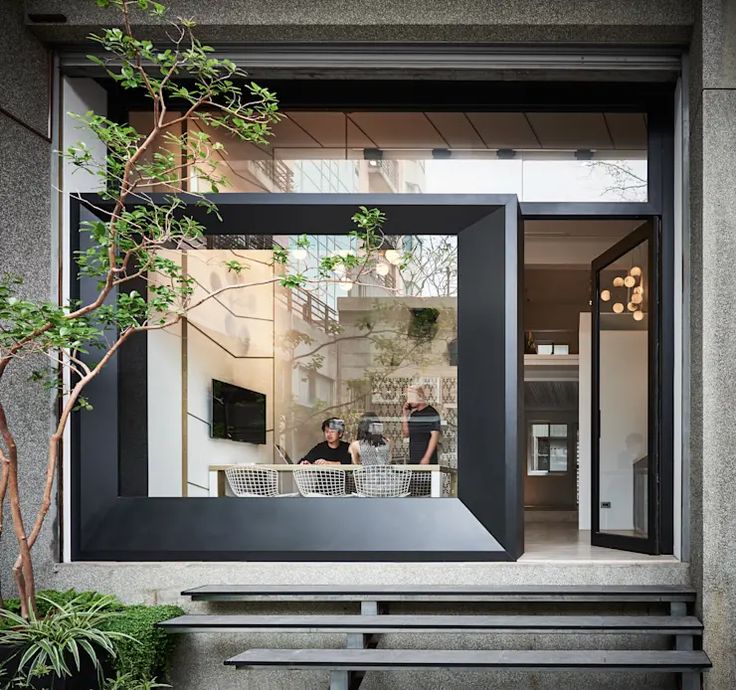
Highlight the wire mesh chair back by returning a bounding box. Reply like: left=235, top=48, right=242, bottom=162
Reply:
left=294, top=467, right=347, bottom=497
left=225, top=465, right=280, bottom=497
left=408, top=470, right=433, bottom=497
left=354, top=465, right=412, bottom=498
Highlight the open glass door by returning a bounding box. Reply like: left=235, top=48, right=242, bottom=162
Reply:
left=591, top=221, right=660, bottom=554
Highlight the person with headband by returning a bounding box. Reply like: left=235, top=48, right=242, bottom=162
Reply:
left=298, top=417, right=352, bottom=465
left=401, top=384, right=441, bottom=465
left=348, top=412, right=391, bottom=466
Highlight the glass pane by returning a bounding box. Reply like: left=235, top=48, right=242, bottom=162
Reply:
left=597, top=239, right=649, bottom=537
left=141, top=233, right=458, bottom=498
left=130, top=110, right=647, bottom=202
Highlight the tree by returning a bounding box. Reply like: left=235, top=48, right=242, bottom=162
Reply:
left=0, top=0, right=386, bottom=617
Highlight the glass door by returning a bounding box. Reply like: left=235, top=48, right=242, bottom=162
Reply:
left=591, top=221, right=660, bottom=554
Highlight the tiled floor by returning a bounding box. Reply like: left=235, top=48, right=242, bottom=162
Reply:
left=520, top=521, right=678, bottom=562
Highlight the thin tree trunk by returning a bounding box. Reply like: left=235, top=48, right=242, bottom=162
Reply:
left=0, top=401, right=35, bottom=616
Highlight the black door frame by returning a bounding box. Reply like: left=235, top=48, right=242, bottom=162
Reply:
left=590, top=221, right=663, bottom=554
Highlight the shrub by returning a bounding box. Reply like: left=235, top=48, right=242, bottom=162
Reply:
left=0, top=590, right=183, bottom=684
left=103, top=605, right=184, bottom=682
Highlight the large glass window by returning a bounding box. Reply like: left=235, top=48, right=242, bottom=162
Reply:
left=142, top=233, right=458, bottom=499
left=130, top=110, right=648, bottom=202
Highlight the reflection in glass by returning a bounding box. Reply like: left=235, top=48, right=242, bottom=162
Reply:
left=597, top=240, right=649, bottom=537
left=145, top=234, right=458, bottom=499
left=131, top=110, right=648, bottom=202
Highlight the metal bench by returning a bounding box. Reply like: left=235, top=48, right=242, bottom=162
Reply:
left=225, top=648, right=712, bottom=690
left=159, top=585, right=707, bottom=689
left=160, top=613, right=703, bottom=636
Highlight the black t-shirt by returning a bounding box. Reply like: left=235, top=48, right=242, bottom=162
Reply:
left=301, top=441, right=351, bottom=465
left=408, top=405, right=441, bottom=464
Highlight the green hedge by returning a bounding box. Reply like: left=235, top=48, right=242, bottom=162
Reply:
left=0, top=590, right=183, bottom=683
left=104, top=604, right=183, bottom=681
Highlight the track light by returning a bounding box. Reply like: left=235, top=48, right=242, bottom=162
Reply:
left=432, top=148, right=452, bottom=160
left=574, top=148, right=594, bottom=161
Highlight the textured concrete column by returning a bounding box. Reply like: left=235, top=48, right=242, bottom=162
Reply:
left=698, top=1, right=736, bottom=688
left=0, top=0, right=54, bottom=599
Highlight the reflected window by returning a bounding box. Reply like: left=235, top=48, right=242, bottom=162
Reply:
left=130, top=110, right=649, bottom=202
left=528, top=423, right=571, bottom=475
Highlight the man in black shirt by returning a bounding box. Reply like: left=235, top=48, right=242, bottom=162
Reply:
left=401, top=385, right=441, bottom=464
left=299, top=418, right=352, bottom=465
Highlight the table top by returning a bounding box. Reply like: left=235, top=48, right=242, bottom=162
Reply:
left=210, top=463, right=454, bottom=473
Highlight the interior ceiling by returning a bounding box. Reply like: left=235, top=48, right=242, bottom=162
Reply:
left=268, top=111, right=648, bottom=151
left=525, top=380, right=579, bottom=411
left=524, top=219, right=648, bottom=268
left=524, top=219, right=645, bottom=239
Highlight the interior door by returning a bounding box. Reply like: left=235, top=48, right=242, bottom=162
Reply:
left=591, top=221, right=660, bottom=554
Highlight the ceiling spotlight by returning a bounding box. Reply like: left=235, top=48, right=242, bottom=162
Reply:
left=630, top=266, right=642, bottom=277
left=432, top=148, right=452, bottom=160
left=496, top=148, right=517, bottom=160
left=633, top=310, right=645, bottom=322
left=631, top=293, right=643, bottom=305
left=634, top=285, right=644, bottom=295
left=613, top=276, right=625, bottom=288
left=624, top=275, right=636, bottom=288
left=600, top=289, right=611, bottom=302
left=627, top=302, right=637, bottom=312
left=574, top=148, right=594, bottom=161
left=612, top=302, right=624, bottom=314
left=375, top=261, right=390, bottom=276
left=363, top=148, right=383, bottom=161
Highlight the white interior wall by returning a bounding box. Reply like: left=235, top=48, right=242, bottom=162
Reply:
left=147, top=251, right=276, bottom=496
left=578, top=316, right=649, bottom=531
left=578, top=313, right=592, bottom=530
left=147, top=324, right=183, bottom=496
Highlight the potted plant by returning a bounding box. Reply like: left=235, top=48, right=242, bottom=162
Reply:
left=0, top=593, right=128, bottom=689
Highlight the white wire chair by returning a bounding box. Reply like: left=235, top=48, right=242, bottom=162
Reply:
left=225, top=465, right=297, bottom=497
left=353, top=465, right=412, bottom=498
left=293, top=467, right=347, bottom=497
left=408, top=470, right=433, bottom=497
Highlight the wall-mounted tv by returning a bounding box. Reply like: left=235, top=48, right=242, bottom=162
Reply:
left=211, top=379, right=266, bottom=444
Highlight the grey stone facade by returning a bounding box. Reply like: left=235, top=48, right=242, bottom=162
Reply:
left=2, top=0, right=735, bottom=687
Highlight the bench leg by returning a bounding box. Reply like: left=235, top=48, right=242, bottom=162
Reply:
left=330, top=670, right=349, bottom=690
left=680, top=672, right=700, bottom=690
left=360, top=600, right=379, bottom=616
left=671, top=601, right=688, bottom=616
left=676, top=634, right=694, bottom=651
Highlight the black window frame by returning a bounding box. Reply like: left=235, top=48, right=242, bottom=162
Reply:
left=71, top=193, right=524, bottom=561
left=68, top=79, right=675, bottom=561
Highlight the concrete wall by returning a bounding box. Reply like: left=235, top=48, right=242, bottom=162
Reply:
left=24, top=0, right=694, bottom=45
left=0, top=0, right=55, bottom=598
left=695, top=1, right=736, bottom=688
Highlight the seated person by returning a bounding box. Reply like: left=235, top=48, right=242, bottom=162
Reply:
left=349, top=412, right=391, bottom=465
left=299, top=418, right=351, bottom=465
